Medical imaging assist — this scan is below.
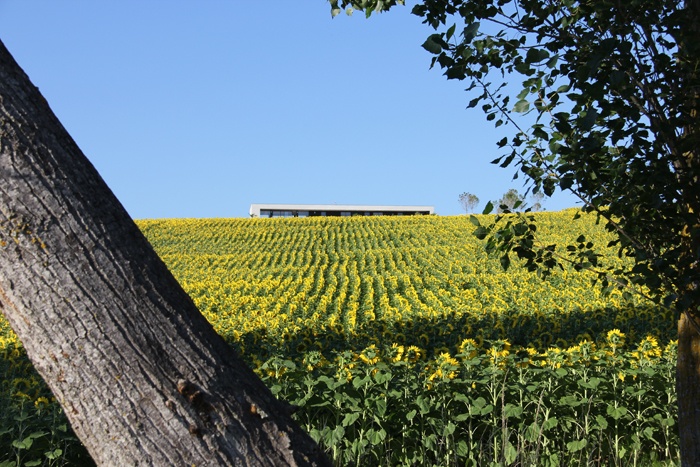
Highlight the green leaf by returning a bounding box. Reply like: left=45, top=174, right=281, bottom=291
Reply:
left=515, top=61, right=534, bottom=75
left=474, top=227, right=489, bottom=240
left=14, top=412, right=30, bottom=423
left=483, top=201, right=494, bottom=215
left=618, top=446, right=628, bottom=459
left=579, top=108, right=599, bottom=131
left=422, top=34, right=444, bottom=54
left=566, top=438, right=588, bottom=452
left=559, top=395, right=582, bottom=408
left=422, top=433, right=437, bottom=450
left=499, top=153, right=516, bottom=168
left=469, top=397, right=486, bottom=415
left=463, top=22, right=480, bottom=42
left=416, top=396, right=431, bottom=415
left=513, top=222, right=528, bottom=236
left=541, top=416, right=558, bottom=431
left=443, top=421, right=456, bottom=436
left=523, top=423, right=538, bottom=442
left=12, top=436, right=33, bottom=450
left=446, top=23, right=457, bottom=41
left=373, top=370, right=392, bottom=384
left=514, top=99, right=530, bottom=113
left=469, top=215, right=481, bottom=226
left=504, top=403, right=523, bottom=418
left=474, top=226, right=489, bottom=240
left=578, top=376, right=603, bottom=389
left=500, top=254, right=511, bottom=270
left=546, top=55, right=559, bottom=68
left=406, top=409, right=417, bottom=421
left=526, top=48, right=550, bottom=64
left=375, top=399, right=387, bottom=418
left=342, top=412, right=361, bottom=427
left=643, top=426, right=656, bottom=439
left=504, top=441, right=518, bottom=464
left=457, top=440, right=469, bottom=456
left=367, top=428, right=386, bottom=445
left=596, top=414, right=609, bottom=430
left=44, top=448, right=63, bottom=461
left=532, top=126, right=548, bottom=140
left=606, top=404, right=628, bottom=420
left=326, top=425, right=345, bottom=446
left=352, top=374, right=370, bottom=389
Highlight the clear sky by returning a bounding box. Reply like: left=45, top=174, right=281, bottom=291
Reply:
left=0, top=1, right=577, bottom=219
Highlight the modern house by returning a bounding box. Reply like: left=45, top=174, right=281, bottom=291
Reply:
left=249, top=203, right=435, bottom=218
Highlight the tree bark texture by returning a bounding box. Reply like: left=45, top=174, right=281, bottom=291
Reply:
left=677, top=1, right=700, bottom=465
left=677, top=313, right=700, bottom=466
left=0, top=39, right=330, bottom=466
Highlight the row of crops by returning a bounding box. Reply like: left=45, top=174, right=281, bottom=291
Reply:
left=1, top=210, right=679, bottom=465
left=141, top=211, right=675, bottom=360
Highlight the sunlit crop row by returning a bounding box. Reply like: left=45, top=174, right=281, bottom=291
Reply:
left=137, top=210, right=675, bottom=361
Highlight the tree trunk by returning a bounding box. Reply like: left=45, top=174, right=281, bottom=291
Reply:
left=0, top=39, right=329, bottom=466
left=677, top=312, right=700, bottom=466
left=677, top=1, right=700, bottom=465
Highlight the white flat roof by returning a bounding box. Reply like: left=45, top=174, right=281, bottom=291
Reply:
left=250, top=203, right=434, bottom=216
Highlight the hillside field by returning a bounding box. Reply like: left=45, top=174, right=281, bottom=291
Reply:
left=1, top=210, right=680, bottom=465
left=138, top=210, right=675, bottom=357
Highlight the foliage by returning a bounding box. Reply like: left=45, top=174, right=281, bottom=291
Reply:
left=458, top=192, right=479, bottom=214
left=328, top=1, right=699, bottom=455
left=0, top=214, right=680, bottom=464
left=0, top=325, right=92, bottom=466
left=329, top=0, right=404, bottom=18
left=264, top=335, right=678, bottom=466
left=530, top=191, right=545, bottom=212
left=495, top=188, right=524, bottom=213
left=330, top=0, right=700, bottom=324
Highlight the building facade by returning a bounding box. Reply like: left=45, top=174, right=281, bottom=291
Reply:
left=249, top=203, right=434, bottom=218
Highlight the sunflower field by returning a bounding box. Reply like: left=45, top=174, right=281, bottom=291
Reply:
left=0, top=210, right=680, bottom=465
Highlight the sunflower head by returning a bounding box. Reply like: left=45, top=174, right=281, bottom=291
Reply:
left=606, top=329, right=626, bottom=347
left=405, top=345, right=424, bottom=363
left=458, top=338, right=479, bottom=360
left=637, top=335, right=662, bottom=360
left=387, top=343, right=405, bottom=363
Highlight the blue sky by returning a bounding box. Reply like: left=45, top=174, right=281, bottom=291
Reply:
left=0, top=1, right=577, bottom=219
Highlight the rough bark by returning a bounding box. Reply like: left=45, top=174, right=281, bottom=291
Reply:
left=676, top=1, right=700, bottom=465
left=0, top=39, right=330, bottom=466
left=677, top=313, right=700, bottom=466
